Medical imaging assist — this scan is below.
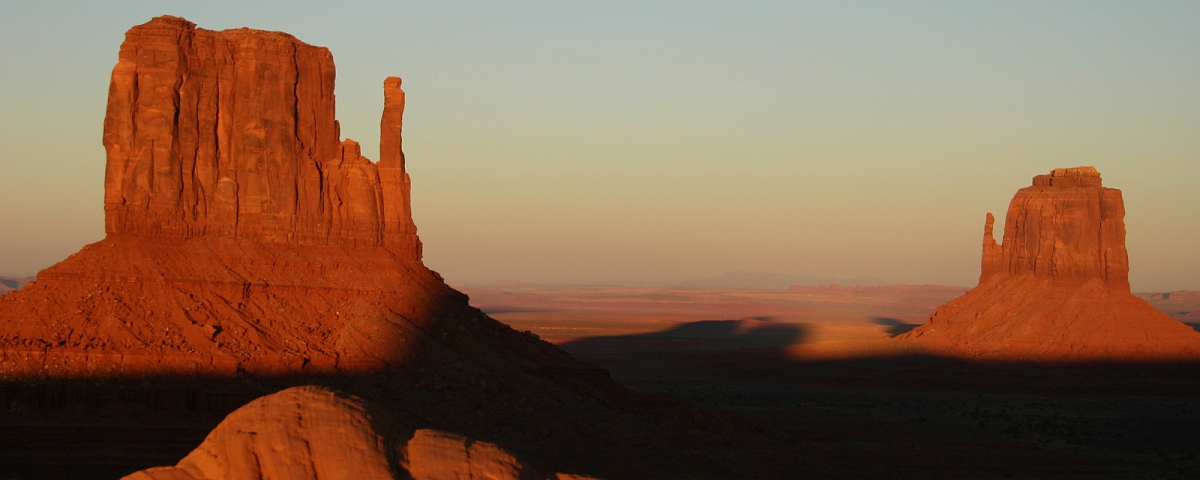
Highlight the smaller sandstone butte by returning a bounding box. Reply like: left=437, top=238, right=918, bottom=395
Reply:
left=122, top=386, right=594, bottom=480
left=1138, top=290, right=1200, bottom=323
left=901, top=167, right=1200, bottom=361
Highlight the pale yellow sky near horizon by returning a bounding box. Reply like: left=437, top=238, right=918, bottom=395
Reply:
left=1, top=1, right=1197, bottom=291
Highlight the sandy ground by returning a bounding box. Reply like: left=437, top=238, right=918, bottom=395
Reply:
left=462, top=284, right=965, bottom=345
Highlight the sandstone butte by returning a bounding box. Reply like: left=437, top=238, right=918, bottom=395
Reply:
left=0, top=15, right=571, bottom=377
left=123, top=386, right=595, bottom=480
left=899, top=167, right=1200, bottom=361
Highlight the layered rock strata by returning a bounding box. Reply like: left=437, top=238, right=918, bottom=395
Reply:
left=103, top=16, right=418, bottom=251
left=901, top=167, right=1200, bottom=361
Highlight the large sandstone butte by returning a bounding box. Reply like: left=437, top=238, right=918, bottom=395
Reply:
left=901, top=167, right=1200, bottom=361
left=0, top=15, right=501, bottom=376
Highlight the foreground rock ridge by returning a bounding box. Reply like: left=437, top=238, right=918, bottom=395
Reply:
left=902, top=167, right=1200, bottom=361
left=124, top=386, right=591, bottom=480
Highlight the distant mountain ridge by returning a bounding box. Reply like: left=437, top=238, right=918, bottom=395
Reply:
left=678, top=269, right=891, bottom=290
left=0, top=276, right=35, bottom=295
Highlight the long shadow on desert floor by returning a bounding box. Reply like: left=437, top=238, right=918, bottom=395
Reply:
left=872, top=317, right=919, bottom=335
left=562, top=318, right=808, bottom=353
left=561, top=320, right=1200, bottom=479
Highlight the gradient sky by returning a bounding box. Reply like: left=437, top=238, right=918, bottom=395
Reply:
left=2, top=1, right=1198, bottom=291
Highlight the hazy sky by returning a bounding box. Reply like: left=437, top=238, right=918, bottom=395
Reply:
left=1, top=1, right=1198, bottom=291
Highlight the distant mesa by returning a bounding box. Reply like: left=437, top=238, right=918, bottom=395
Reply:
left=1139, top=290, right=1200, bottom=303
left=785, top=284, right=968, bottom=301
left=1138, top=290, right=1200, bottom=325
left=0, top=276, right=35, bottom=295
left=680, top=269, right=891, bottom=290
left=900, top=167, right=1200, bottom=361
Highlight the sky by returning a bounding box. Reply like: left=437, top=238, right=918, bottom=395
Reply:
left=1, top=1, right=1198, bottom=291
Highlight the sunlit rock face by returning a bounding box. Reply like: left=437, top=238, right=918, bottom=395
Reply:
left=902, top=167, right=1200, bottom=361
left=121, top=386, right=594, bottom=480
left=0, top=16, right=574, bottom=378
left=103, top=15, right=418, bottom=250
left=978, top=167, right=1128, bottom=286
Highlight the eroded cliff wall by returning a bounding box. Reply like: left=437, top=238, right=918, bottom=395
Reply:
left=103, top=16, right=418, bottom=252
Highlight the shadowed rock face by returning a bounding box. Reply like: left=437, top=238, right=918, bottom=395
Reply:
left=903, top=167, right=1200, bottom=361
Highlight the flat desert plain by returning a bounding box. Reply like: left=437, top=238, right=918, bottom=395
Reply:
left=464, top=283, right=964, bottom=344
left=465, top=284, right=1200, bottom=479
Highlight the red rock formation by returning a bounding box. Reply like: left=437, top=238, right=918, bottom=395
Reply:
left=122, top=386, right=393, bottom=480
left=122, top=386, right=593, bottom=480
left=901, top=167, right=1200, bottom=361
left=978, top=167, right=1127, bottom=286
left=103, top=16, right=417, bottom=252
left=400, top=429, right=553, bottom=480
left=0, top=16, right=569, bottom=378
left=0, top=16, right=446, bottom=377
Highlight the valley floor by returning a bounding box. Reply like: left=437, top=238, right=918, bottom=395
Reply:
left=469, top=284, right=1200, bottom=479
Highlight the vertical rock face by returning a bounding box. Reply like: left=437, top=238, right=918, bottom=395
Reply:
left=902, top=167, right=1200, bottom=361
left=378, top=76, right=418, bottom=245
left=978, top=213, right=1003, bottom=283
left=979, top=167, right=1128, bottom=286
left=103, top=16, right=418, bottom=253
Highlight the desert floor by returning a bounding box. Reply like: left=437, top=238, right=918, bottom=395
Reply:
left=466, top=284, right=1200, bottom=479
